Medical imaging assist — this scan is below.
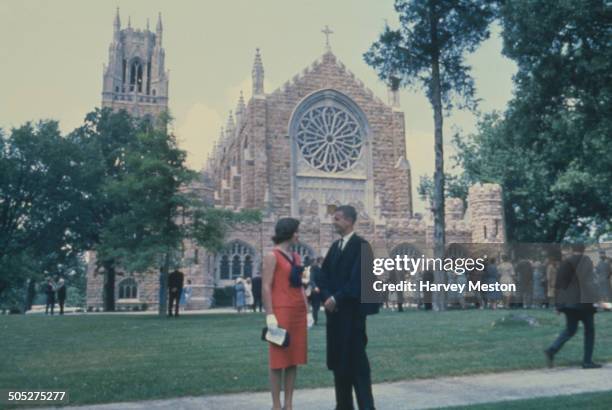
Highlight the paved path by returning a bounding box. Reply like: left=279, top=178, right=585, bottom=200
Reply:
left=34, top=364, right=612, bottom=410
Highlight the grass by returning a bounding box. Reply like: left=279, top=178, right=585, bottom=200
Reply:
left=1, top=309, right=611, bottom=407
left=441, top=390, right=612, bottom=409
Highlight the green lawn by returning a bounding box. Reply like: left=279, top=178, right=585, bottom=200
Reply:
left=1, top=309, right=611, bottom=407
left=442, top=390, right=612, bottom=409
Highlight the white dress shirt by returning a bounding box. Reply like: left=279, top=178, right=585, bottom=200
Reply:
left=338, top=231, right=355, bottom=251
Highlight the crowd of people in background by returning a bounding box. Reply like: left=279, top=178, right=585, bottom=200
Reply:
left=231, top=257, right=324, bottom=321
left=228, top=248, right=612, bottom=315
left=381, top=249, right=612, bottom=312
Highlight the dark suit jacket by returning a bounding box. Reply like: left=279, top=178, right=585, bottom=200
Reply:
left=319, top=233, right=379, bottom=371
left=251, top=276, right=262, bottom=299
left=555, top=254, right=597, bottom=311
left=168, top=270, right=184, bottom=294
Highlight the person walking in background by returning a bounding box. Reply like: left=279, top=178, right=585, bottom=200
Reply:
left=244, top=277, right=254, bottom=311
left=234, top=277, right=246, bottom=313
left=252, top=274, right=263, bottom=312
left=422, top=270, right=434, bottom=310
left=533, top=257, right=547, bottom=308
left=498, top=255, right=516, bottom=309
left=595, top=251, right=611, bottom=305
left=545, top=250, right=561, bottom=308
left=262, top=217, right=308, bottom=410
left=180, top=279, right=193, bottom=312
left=454, top=270, right=467, bottom=309
left=516, top=259, right=534, bottom=308
left=484, top=258, right=501, bottom=310
left=55, top=275, right=67, bottom=315
left=168, top=268, right=184, bottom=317
left=390, top=269, right=405, bottom=312
left=309, top=257, right=323, bottom=325
left=545, top=244, right=601, bottom=369
left=44, top=277, right=55, bottom=315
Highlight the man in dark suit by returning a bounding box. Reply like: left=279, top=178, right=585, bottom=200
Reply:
left=251, top=274, right=263, bottom=312
left=168, top=269, right=184, bottom=317
left=309, top=257, right=324, bottom=325
left=545, top=244, right=601, bottom=369
left=319, top=205, right=378, bottom=410
left=516, top=259, right=534, bottom=308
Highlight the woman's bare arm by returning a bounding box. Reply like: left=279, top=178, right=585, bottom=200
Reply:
left=262, top=252, right=276, bottom=315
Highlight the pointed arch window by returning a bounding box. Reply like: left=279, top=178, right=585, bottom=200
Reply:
left=118, top=277, right=138, bottom=299
left=218, top=241, right=257, bottom=280
left=129, top=59, right=143, bottom=93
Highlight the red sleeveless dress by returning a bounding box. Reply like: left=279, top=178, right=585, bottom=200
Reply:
left=269, top=250, right=308, bottom=369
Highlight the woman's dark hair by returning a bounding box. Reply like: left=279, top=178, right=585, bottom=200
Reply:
left=272, top=217, right=300, bottom=244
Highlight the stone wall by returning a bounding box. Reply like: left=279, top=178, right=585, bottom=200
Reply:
left=468, top=183, right=506, bottom=243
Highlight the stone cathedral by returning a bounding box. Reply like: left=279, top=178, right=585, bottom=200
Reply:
left=86, top=15, right=506, bottom=310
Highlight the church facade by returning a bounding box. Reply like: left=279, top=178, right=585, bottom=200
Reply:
left=86, top=14, right=506, bottom=310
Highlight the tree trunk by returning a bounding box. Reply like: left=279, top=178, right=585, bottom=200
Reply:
left=103, top=262, right=116, bottom=312
left=158, top=253, right=170, bottom=316
left=24, top=278, right=36, bottom=312
left=429, top=1, right=446, bottom=311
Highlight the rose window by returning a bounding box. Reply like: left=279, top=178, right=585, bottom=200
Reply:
left=296, top=105, right=363, bottom=172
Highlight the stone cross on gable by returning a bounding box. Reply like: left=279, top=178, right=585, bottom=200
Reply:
left=321, top=25, right=334, bottom=50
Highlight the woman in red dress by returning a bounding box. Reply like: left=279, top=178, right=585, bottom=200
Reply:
left=262, top=217, right=308, bottom=410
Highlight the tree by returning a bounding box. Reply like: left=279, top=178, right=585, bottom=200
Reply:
left=365, top=0, right=496, bottom=309
left=417, top=172, right=471, bottom=211
left=454, top=1, right=612, bottom=242
left=0, top=121, right=91, bottom=310
left=68, top=108, right=143, bottom=311
left=88, top=112, right=262, bottom=316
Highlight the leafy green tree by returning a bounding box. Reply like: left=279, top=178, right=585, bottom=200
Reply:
left=0, top=121, right=90, bottom=310
left=365, top=0, right=496, bottom=309
left=454, top=1, right=612, bottom=242
left=417, top=172, right=470, bottom=211
left=68, top=108, right=143, bottom=311
left=93, top=113, right=194, bottom=316
left=86, top=111, right=262, bottom=316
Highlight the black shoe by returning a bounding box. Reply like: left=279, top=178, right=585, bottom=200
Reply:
left=544, top=349, right=554, bottom=368
left=582, top=362, right=602, bottom=369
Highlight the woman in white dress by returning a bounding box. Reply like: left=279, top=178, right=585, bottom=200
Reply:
left=244, top=277, right=254, bottom=311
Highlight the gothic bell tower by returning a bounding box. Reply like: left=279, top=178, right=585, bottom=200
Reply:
left=101, top=9, right=169, bottom=118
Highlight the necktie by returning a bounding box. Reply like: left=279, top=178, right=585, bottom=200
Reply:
left=339, top=238, right=344, bottom=251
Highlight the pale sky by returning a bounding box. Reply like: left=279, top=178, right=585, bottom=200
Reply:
left=0, top=0, right=516, bottom=213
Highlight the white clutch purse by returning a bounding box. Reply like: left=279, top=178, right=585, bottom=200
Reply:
left=261, top=326, right=290, bottom=347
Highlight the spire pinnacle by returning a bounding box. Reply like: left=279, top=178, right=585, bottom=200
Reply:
left=114, top=7, right=121, bottom=29
left=157, top=12, right=163, bottom=31
left=127, top=16, right=131, bottom=29
left=156, top=12, right=163, bottom=46
left=236, top=90, right=246, bottom=115
left=252, top=48, right=264, bottom=96
left=226, top=110, right=235, bottom=134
